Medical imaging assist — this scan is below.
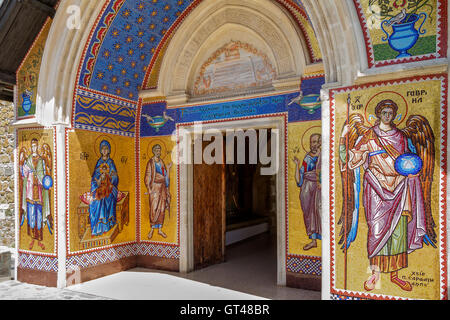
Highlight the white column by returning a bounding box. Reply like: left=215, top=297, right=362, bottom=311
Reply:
left=55, top=124, right=67, bottom=288
left=320, top=90, right=331, bottom=300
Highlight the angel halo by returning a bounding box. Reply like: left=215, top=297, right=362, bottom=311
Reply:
left=365, top=91, right=408, bottom=127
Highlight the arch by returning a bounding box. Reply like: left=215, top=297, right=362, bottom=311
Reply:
left=300, top=0, right=367, bottom=86
left=34, top=0, right=368, bottom=124
left=36, top=0, right=107, bottom=126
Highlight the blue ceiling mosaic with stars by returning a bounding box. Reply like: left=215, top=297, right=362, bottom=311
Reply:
left=79, top=0, right=194, bottom=101
left=78, top=0, right=318, bottom=102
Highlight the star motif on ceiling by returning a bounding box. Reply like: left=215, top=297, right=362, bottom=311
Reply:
left=83, top=0, right=196, bottom=100
left=122, top=9, right=131, bottom=18
left=137, top=2, right=145, bottom=11
left=137, top=16, right=145, bottom=24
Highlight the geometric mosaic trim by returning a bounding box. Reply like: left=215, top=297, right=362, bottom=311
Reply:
left=74, top=86, right=137, bottom=137
left=66, top=244, right=136, bottom=270
left=330, top=294, right=364, bottom=300
left=76, top=87, right=137, bottom=109
left=286, top=255, right=322, bottom=276
left=74, top=123, right=135, bottom=137
left=135, top=243, right=180, bottom=260
left=18, top=253, right=58, bottom=272
left=66, top=243, right=180, bottom=270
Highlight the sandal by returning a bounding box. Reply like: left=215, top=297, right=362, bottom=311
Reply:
left=364, top=273, right=379, bottom=291
left=391, top=272, right=412, bottom=291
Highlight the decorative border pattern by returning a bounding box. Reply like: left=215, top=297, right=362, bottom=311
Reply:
left=66, top=243, right=179, bottom=270
left=66, top=243, right=135, bottom=270
left=74, top=86, right=137, bottom=137
left=352, top=0, right=448, bottom=68
left=328, top=74, right=448, bottom=300
left=135, top=243, right=180, bottom=259
left=330, top=294, right=364, bottom=300
left=287, top=255, right=322, bottom=275
left=17, top=253, right=58, bottom=272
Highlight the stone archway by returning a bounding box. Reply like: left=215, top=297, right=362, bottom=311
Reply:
left=150, top=0, right=308, bottom=105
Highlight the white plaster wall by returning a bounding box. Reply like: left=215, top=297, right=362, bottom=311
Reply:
left=37, top=0, right=107, bottom=126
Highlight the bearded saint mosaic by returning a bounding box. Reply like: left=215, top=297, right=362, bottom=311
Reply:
left=144, top=143, right=172, bottom=240
left=293, top=132, right=322, bottom=251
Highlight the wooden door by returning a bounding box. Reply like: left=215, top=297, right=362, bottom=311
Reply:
left=193, top=143, right=226, bottom=270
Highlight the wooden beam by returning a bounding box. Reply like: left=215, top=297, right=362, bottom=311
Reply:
left=0, top=0, right=21, bottom=45
left=0, top=86, right=13, bottom=102
left=0, top=69, right=15, bottom=84
left=24, top=0, right=55, bottom=18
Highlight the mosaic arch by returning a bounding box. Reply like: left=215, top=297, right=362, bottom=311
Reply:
left=74, top=0, right=321, bottom=102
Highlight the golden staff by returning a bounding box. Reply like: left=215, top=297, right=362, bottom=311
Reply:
left=343, top=93, right=351, bottom=290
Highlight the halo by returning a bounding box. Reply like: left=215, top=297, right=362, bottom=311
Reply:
left=94, top=135, right=116, bottom=159
left=301, top=126, right=322, bottom=153
left=147, top=139, right=170, bottom=161
left=25, top=132, right=43, bottom=145
left=365, top=91, right=408, bottom=127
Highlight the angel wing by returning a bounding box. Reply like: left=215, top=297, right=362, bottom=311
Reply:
left=19, top=147, right=28, bottom=227
left=39, top=143, right=53, bottom=234
left=338, top=113, right=370, bottom=251
left=400, top=115, right=437, bottom=247
left=40, top=143, right=53, bottom=175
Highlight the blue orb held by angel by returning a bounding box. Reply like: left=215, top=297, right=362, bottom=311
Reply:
left=395, top=153, right=423, bottom=176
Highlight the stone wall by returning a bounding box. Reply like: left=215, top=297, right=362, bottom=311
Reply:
left=0, top=101, right=15, bottom=248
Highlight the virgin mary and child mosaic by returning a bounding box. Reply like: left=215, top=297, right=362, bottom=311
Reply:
left=78, top=139, right=129, bottom=249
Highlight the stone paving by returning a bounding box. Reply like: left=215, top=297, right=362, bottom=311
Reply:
left=0, top=280, right=111, bottom=300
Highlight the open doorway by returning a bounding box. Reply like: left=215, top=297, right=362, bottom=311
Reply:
left=192, top=129, right=277, bottom=271
left=180, top=118, right=289, bottom=297
left=224, top=129, right=277, bottom=247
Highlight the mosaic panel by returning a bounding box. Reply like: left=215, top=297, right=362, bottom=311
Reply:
left=329, top=74, right=448, bottom=300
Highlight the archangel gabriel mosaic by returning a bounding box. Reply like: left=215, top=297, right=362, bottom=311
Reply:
left=338, top=94, right=437, bottom=292
left=19, top=138, right=53, bottom=251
